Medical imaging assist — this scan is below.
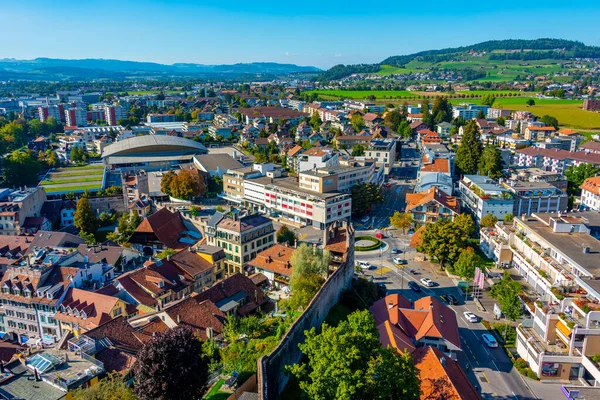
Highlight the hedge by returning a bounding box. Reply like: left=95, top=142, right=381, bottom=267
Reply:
left=355, top=236, right=383, bottom=252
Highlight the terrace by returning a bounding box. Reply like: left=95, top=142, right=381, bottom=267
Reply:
left=518, top=321, right=570, bottom=357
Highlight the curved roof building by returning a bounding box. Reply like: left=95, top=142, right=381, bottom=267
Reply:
left=102, top=135, right=207, bottom=171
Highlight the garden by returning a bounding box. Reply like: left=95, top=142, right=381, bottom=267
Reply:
left=354, top=235, right=383, bottom=251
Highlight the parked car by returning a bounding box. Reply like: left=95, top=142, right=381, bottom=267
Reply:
left=482, top=333, right=499, bottom=348
left=391, top=248, right=398, bottom=254
left=464, top=312, right=478, bottom=323
left=361, top=216, right=370, bottom=223
left=420, top=278, right=434, bottom=287
left=356, top=260, right=372, bottom=270
left=408, top=281, right=421, bottom=292
left=384, top=182, right=392, bottom=188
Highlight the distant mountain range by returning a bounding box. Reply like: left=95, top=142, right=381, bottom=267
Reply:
left=0, top=58, right=321, bottom=81
left=318, top=38, right=600, bottom=81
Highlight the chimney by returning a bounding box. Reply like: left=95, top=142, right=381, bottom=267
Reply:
left=206, top=327, right=214, bottom=339
left=34, top=368, right=40, bottom=381
left=177, top=315, right=181, bottom=324
left=388, top=301, right=394, bottom=310
left=583, top=247, right=591, bottom=254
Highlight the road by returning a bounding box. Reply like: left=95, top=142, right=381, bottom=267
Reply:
left=355, top=241, right=544, bottom=400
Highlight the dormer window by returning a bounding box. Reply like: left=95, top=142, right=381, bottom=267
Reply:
left=81, top=311, right=87, bottom=320
left=2, top=285, right=9, bottom=294
left=23, top=289, right=31, bottom=298
left=74, top=309, right=80, bottom=317
left=12, top=288, right=20, bottom=296
left=60, top=304, right=66, bottom=312
left=157, top=280, right=164, bottom=288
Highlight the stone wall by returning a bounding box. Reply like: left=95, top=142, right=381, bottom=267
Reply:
left=257, top=223, right=355, bottom=400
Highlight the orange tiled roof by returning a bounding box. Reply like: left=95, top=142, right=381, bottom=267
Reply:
left=558, top=128, right=578, bottom=136
left=527, top=126, right=556, bottom=131
left=419, top=158, right=450, bottom=173
left=581, top=176, right=600, bottom=195
left=414, top=346, right=481, bottom=400
left=248, top=244, right=294, bottom=277
left=409, top=225, right=426, bottom=248
left=405, top=187, right=459, bottom=214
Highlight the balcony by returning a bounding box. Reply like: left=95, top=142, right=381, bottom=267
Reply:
left=518, top=323, right=569, bottom=356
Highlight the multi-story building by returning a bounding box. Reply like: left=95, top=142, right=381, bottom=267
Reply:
left=510, top=167, right=568, bottom=192
left=38, top=105, right=64, bottom=122
left=581, top=176, right=600, bottom=212
left=458, top=175, right=514, bottom=224
left=452, top=103, right=489, bottom=119
left=481, top=212, right=600, bottom=383
left=248, top=244, right=294, bottom=289
left=487, top=108, right=512, bottom=119
left=222, top=166, right=266, bottom=204
left=206, top=214, right=275, bottom=276
left=525, top=126, right=556, bottom=141
left=296, top=147, right=339, bottom=173
left=0, top=187, right=47, bottom=236
left=298, top=161, right=376, bottom=193
left=65, top=107, right=87, bottom=127
left=365, top=140, right=397, bottom=175
left=514, top=148, right=600, bottom=174
left=104, top=105, right=125, bottom=126
left=500, top=179, right=568, bottom=216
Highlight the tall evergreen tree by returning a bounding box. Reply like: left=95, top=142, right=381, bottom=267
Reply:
left=455, top=121, right=482, bottom=175
left=478, top=145, right=504, bottom=179
left=74, top=197, right=98, bottom=235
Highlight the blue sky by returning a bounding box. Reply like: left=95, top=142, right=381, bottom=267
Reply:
left=2, top=0, right=600, bottom=69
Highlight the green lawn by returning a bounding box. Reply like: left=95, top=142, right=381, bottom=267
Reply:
left=55, top=165, right=104, bottom=172
left=205, top=379, right=230, bottom=400
left=47, top=170, right=105, bottom=178
left=41, top=177, right=103, bottom=185
left=376, top=65, right=418, bottom=75
left=43, top=184, right=102, bottom=193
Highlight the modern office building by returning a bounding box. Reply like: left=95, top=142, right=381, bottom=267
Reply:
left=458, top=175, right=514, bottom=224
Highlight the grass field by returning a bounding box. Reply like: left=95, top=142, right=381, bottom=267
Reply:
left=40, top=177, right=104, bottom=185
left=43, top=184, right=103, bottom=194
left=47, top=170, right=105, bottom=178
left=55, top=165, right=104, bottom=171
left=376, top=65, right=417, bottom=75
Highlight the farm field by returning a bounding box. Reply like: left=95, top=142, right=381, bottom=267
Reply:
left=376, top=65, right=418, bottom=75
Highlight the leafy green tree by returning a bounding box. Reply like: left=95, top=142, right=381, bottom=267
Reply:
left=384, top=109, right=402, bottom=131
left=496, top=117, right=506, bottom=126
left=503, top=213, right=515, bottom=223
left=310, top=113, right=322, bottom=130
left=481, top=213, right=499, bottom=228
left=74, top=197, right=98, bottom=235
left=389, top=211, right=413, bottom=233
left=289, top=244, right=331, bottom=310
left=287, top=310, right=420, bottom=400
left=417, top=214, right=473, bottom=267
left=526, top=99, right=535, bottom=106
left=351, top=114, right=365, bottom=131
left=398, top=120, right=413, bottom=138
left=476, top=110, right=485, bottom=119
left=421, top=99, right=432, bottom=128
left=490, top=272, right=523, bottom=321
left=72, top=372, right=135, bottom=400
left=540, top=114, right=559, bottom=129
left=481, top=94, right=496, bottom=106
left=135, top=325, right=209, bottom=400
left=431, top=96, right=452, bottom=124
left=350, top=183, right=383, bottom=217
left=3, top=150, right=42, bottom=187
left=156, top=248, right=177, bottom=259
left=478, top=145, right=504, bottom=179
left=455, top=120, right=482, bottom=175
left=453, top=247, right=483, bottom=280
left=276, top=225, right=297, bottom=246
left=351, top=144, right=365, bottom=156
left=564, top=163, right=600, bottom=196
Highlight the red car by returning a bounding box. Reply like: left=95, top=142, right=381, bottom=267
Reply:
left=375, top=232, right=384, bottom=239
left=384, top=182, right=392, bottom=188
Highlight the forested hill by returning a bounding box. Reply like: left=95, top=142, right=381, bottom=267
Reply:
left=318, top=38, right=600, bottom=81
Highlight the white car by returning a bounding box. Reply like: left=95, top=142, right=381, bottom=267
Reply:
left=464, top=312, right=478, bottom=323
left=420, top=278, right=434, bottom=287
left=361, top=216, right=370, bottom=223
left=482, top=333, right=499, bottom=348
left=357, top=260, right=372, bottom=270
left=393, top=257, right=404, bottom=265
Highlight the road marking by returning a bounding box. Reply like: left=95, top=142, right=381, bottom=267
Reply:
left=512, top=391, right=518, bottom=400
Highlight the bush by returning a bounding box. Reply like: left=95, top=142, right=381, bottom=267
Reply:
left=514, top=358, right=527, bottom=369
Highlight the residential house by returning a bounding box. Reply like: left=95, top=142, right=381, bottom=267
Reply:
left=248, top=244, right=294, bottom=289
left=0, top=187, right=48, bottom=236
left=581, top=176, right=600, bottom=212
left=406, top=188, right=460, bottom=224
left=525, top=126, right=556, bottom=141
left=194, top=273, right=271, bottom=316
left=130, top=208, right=195, bottom=255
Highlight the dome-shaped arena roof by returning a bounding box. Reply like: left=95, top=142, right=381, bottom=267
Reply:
left=102, top=135, right=207, bottom=158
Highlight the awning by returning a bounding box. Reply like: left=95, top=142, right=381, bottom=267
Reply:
left=556, top=320, right=572, bottom=338
left=0, top=332, right=8, bottom=340
left=20, top=335, right=30, bottom=345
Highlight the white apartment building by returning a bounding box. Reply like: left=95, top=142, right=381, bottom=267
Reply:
left=365, top=140, right=397, bottom=176
left=480, top=213, right=600, bottom=384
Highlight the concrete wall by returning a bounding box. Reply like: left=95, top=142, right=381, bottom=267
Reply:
left=257, top=225, right=355, bottom=400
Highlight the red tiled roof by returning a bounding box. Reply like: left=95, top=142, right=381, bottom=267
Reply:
left=134, top=208, right=187, bottom=249
left=581, top=176, right=600, bottom=195
left=516, top=147, right=600, bottom=164
left=195, top=273, right=268, bottom=315
left=420, top=158, right=450, bottom=173
left=54, top=287, right=125, bottom=331
left=406, top=188, right=460, bottom=214
left=248, top=244, right=294, bottom=277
